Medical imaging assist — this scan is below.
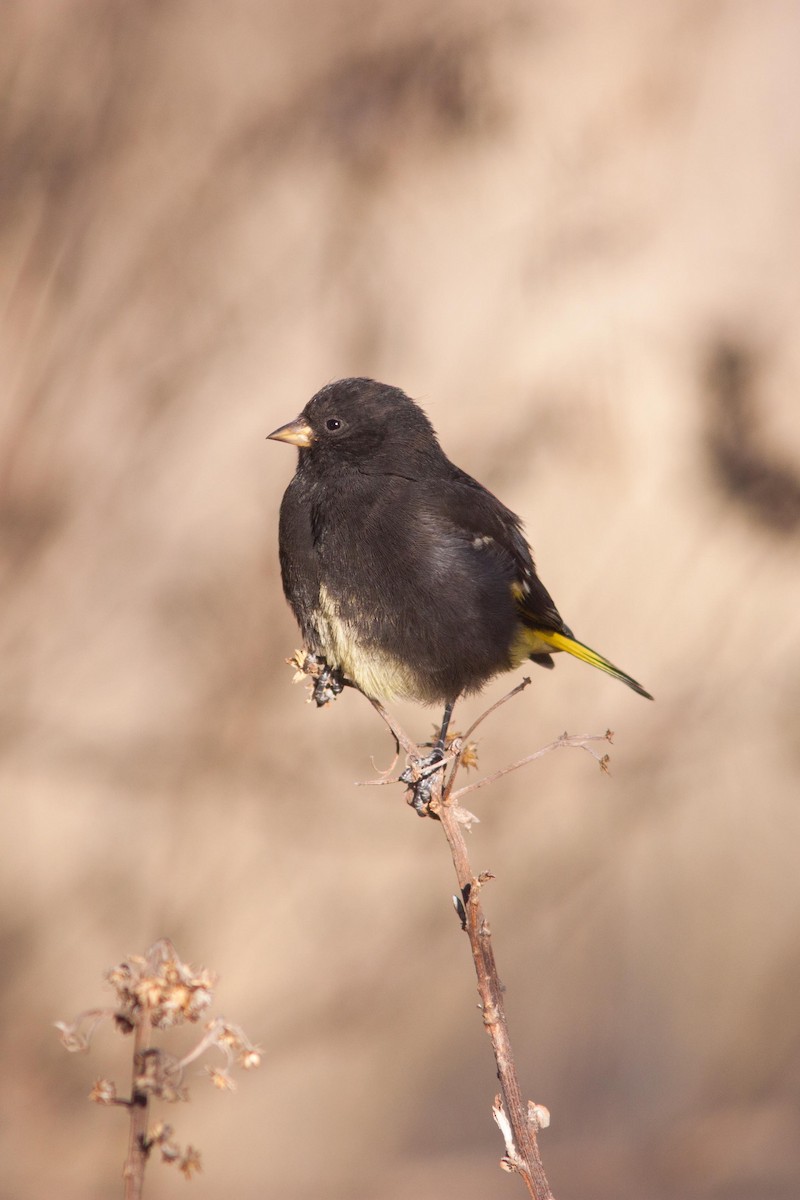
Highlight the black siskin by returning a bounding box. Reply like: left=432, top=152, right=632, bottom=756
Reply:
left=268, top=378, right=653, bottom=722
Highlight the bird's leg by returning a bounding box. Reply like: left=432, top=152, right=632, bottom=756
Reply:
left=432, top=699, right=455, bottom=758
left=401, top=700, right=455, bottom=815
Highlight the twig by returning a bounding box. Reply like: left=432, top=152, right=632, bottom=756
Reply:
left=451, top=730, right=613, bottom=801
left=296, top=655, right=612, bottom=1197
left=434, top=768, right=553, bottom=1200
left=446, top=677, right=532, bottom=795
left=122, top=1015, right=151, bottom=1200
left=364, top=691, right=602, bottom=1199
left=368, top=697, right=417, bottom=757
left=460, top=677, right=533, bottom=745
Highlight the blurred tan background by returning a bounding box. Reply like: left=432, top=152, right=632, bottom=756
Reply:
left=2, top=2, right=800, bottom=1197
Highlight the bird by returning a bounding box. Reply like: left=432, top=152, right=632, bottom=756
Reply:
left=268, top=377, right=652, bottom=757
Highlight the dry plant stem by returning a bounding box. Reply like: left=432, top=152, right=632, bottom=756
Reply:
left=451, top=731, right=613, bottom=801
left=368, top=698, right=417, bottom=757
left=367, top=690, right=561, bottom=1200
left=446, top=677, right=532, bottom=795
left=364, top=683, right=611, bottom=1197
left=460, top=677, right=533, bottom=745
left=435, top=777, right=553, bottom=1200
left=122, top=1017, right=152, bottom=1200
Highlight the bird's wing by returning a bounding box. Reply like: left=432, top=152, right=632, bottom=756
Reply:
left=417, top=469, right=568, bottom=635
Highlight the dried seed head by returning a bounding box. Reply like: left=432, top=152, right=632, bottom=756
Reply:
left=459, top=740, right=480, bottom=770
left=238, top=1049, right=262, bottom=1070
left=179, top=1147, right=202, bottom=1179
left=105, top=940, right=217, bottom=1030
left=89, top=1078, right=117, bottom=1105
left=207, top=1067, right=236, bottom=1092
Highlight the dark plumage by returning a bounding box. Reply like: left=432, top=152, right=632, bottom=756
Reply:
left=268, top=377, right=652, bottom=708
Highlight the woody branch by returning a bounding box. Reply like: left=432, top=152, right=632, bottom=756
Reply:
left=366, top=682, right=612, bottom=1200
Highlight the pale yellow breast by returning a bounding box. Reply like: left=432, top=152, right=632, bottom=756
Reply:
left=313, top=583, right=421, bottom=702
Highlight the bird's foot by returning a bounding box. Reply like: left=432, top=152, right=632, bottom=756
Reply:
left=291, top=652, right=346, bottom=707
left=400, top=747, right=446, bottom=818
left=311, top=662, right=345, bottom=708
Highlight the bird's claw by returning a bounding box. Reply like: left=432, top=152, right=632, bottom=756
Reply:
left=400, top=748, right=445, bottom=817
left=311, top=664, right=345, bottom=708
left=300, top=654, right=346, bottom=707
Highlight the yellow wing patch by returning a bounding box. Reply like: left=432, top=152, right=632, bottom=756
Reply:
left=513, top=625, right=653, bottom=699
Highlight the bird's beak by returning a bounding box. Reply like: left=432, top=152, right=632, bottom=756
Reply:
left=267, top=416, right=314, bottom=448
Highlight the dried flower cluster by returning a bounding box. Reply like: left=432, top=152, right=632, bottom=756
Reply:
left=106, top=940, right=216, bottom=1030
left=142, top=1122, right=202, bottom=1180
left=56, top=939, right=261, bottom=1188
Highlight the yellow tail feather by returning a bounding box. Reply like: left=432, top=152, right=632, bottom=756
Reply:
left=528, top=628, right=653, bottom=700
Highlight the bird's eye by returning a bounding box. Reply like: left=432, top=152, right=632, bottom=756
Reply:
left=325, top=418, right=342, bottom=431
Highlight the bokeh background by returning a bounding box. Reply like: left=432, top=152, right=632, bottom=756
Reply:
left=2, top=2, right=799, bottom=1197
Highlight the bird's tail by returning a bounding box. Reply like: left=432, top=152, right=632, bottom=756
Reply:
left=528, top=628, right=653, bottom=700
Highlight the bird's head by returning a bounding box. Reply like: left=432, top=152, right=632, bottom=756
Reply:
left=268, top=378, right=441, bottom=474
